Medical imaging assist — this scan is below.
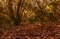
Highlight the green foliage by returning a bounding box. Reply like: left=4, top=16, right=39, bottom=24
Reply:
left=5, top=22, right=12, bottom=28
left=0, top=14, right=13, bottom=27
left=27, top=16, right=36, bottom=23
left=48, top=13, right=57, bottom=22
left=12, top=16, right=21, bottom=25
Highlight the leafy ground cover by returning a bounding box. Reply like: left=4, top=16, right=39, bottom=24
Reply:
left=0, top=22, right=60, bottom=39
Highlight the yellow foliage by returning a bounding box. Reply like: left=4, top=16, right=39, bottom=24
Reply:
left=0, top=14, right=11, bottom=21
left=23, top=9, right=35, bottom=18
left=45, top=5, right=51, bottom=10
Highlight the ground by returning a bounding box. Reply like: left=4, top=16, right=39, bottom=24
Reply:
left=0, top=22, right=60, bottom=39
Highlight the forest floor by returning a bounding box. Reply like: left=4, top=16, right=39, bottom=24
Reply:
left=0, top=22, right=60, bottom=39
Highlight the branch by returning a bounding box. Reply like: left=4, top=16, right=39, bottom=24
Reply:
left=35, top=0, right=44, bottom=14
